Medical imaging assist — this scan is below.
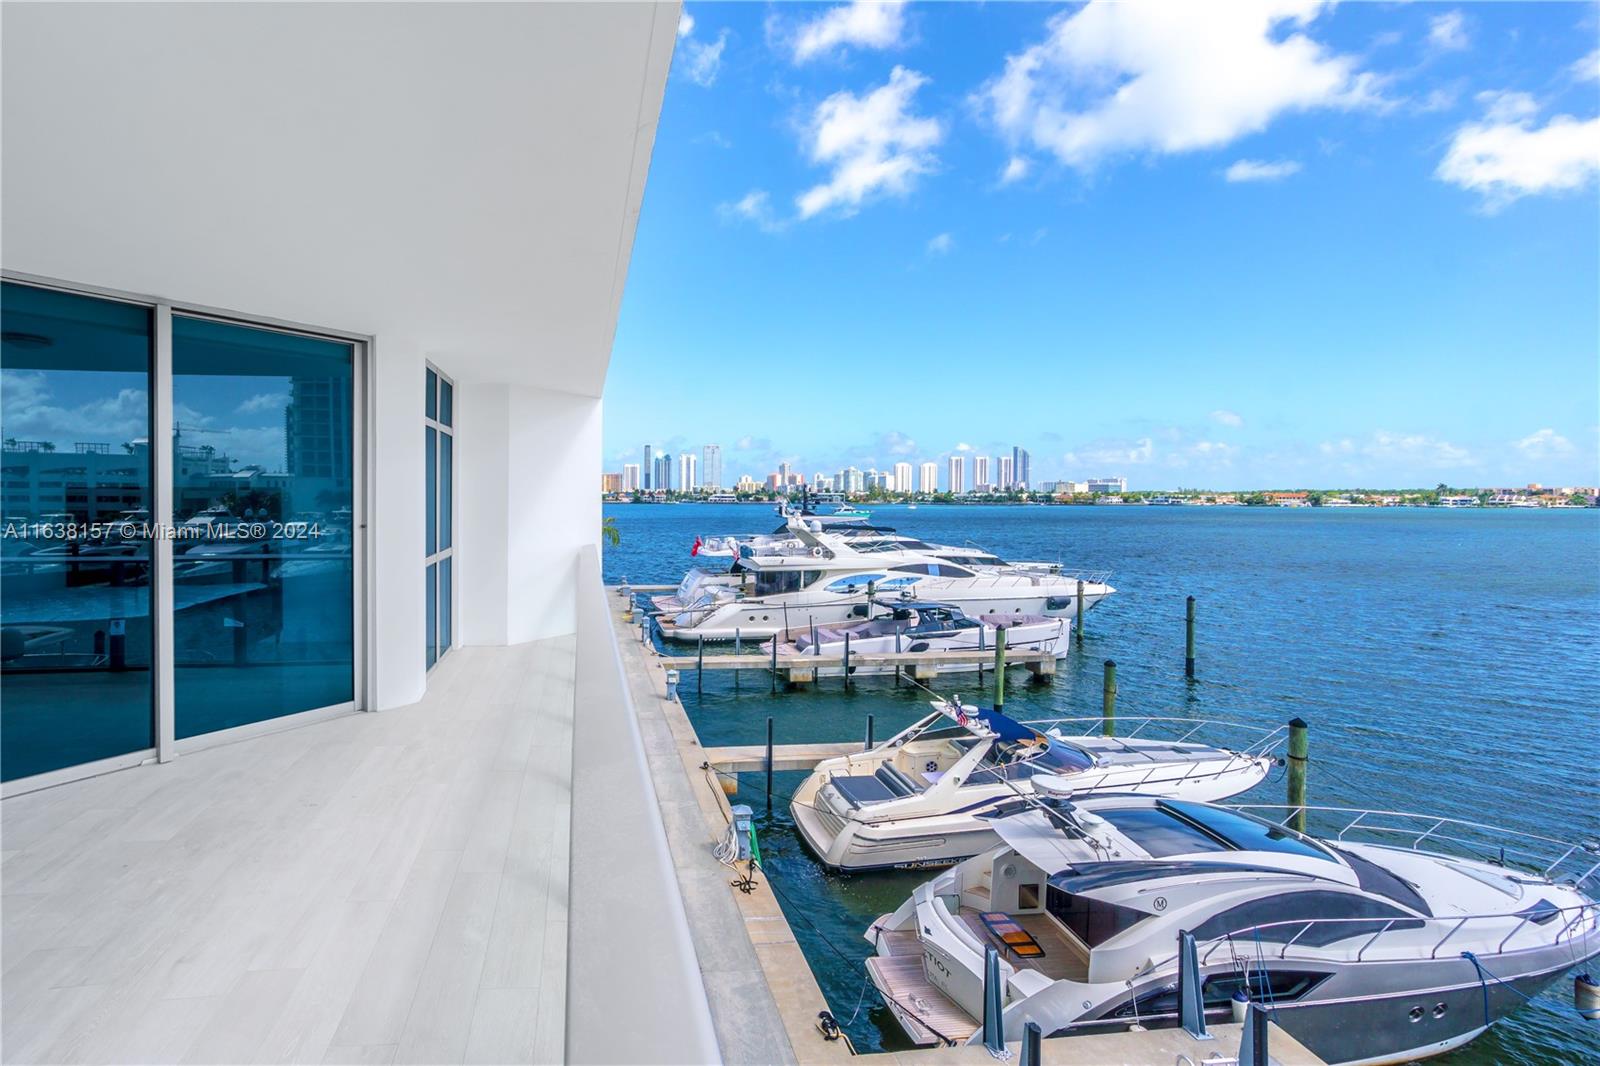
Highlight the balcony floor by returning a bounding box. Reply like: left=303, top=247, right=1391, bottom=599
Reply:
left=2, top=638, right=574, bottom=1065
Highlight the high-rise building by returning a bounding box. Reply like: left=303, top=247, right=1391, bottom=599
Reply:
left=998, top=455, right=1014, bottom=491
left=842, top=466, right=864, bottom=494
left=1012, top=446, right=1031, bottom=491
left=919, top=461, right=938, bottom=494
left=622, top=463, right=641, bottom=492
left=777, top=461, right=791, bottom=493
left=642, top=444, right=654, bottom=491
left=678, top=452, right=698, bottom=493
left=601, top=472, right=623, bottom=493
left=654, top=453, right=673, bottom=492
left=947, top=455, right=965, bottom=494
left=701, top=444, right=722, bottom=491
left=1087, top=477, right=1127, bottom=494
left=893, top=462, right=913, bottom=493
left=973, top=455, right=990, bottom=491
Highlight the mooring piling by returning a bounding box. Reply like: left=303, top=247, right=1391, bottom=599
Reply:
left=697, top=636, right=704, bottom=695
left=1102, top=659, right=1117, bottom=736
left=1185, top=595, right=1196, bottom=679
left=993, top=625, right=1008, bottom=713
left=765, top=716, right=774, bottom=812
left=769, top=636, right=778, bottom=694
left=1287, top=717, right=1309, bottom=832
left=864, top=714, right=874, bottom=751
left=842, top=631, right=851, bottom=690
left=1076, top=578, right=1086, bottom=645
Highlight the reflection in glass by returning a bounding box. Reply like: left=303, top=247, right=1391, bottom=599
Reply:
left=1, top=283, right=155, bottom=780
left=440, top=433, right=452, bottom=550
left=426, top=426, right=437, bottom=557
left=440, top=557, right=451, bottom=652
left=426, top=562, right=437, bottom=671
left=439, top=378, right=453, bottom=427
left=426, top=367, right=437, bottom=421
left=171, top=316, right=354, bottom=739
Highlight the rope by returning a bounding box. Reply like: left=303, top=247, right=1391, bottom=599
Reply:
left=1460, top=950, right=1536, bottom=1031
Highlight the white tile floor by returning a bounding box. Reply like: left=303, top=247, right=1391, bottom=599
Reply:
left=2, top=639, right=573, bottom=1065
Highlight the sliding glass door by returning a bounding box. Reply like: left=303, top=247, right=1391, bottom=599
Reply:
left=0, top=283, right=156, bottom=780
left=1, top=278, right=362, bottom=786
left=171, top=316, right=356, bottom=737
left=424, top=365, right=453, bottom=669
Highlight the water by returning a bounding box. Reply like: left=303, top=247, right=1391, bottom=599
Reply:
left=603, top=502, right=1600, bottom=1064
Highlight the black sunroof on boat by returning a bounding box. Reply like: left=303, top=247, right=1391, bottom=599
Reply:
left=1159, top=800, right=1336, bottom=862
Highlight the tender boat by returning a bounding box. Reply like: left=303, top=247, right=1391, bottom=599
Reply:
left=864, top=789, right=1600, bottom=1063
left=791, top=701, right=1277, bottom=872
left=762, top=603, right=1070, bottom=677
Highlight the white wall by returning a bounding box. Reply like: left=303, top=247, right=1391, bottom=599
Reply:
left=456, top=384, right=511, bottom=648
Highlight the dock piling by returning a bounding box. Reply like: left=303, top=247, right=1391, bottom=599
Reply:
left=842, top=632, right=851, bottom=690
left=982, top=945, right=1004, bottom=1055
left=697, top=637, right=704, bottom=695
left=1076, top=578, right=1085, bottom=645
left=1101, top=659, right=1117, bottom=736
left=993, top=625, right=1008, bottom=713
left=1021, top=1021, right=1042, bottom=1066
left=770, top=636, right=778, bottom=694
left=765, top=717, right=774, bottom=813
left=864, top=714, right=874, bottom=751
left=1185, top=595, right=1196, bottom=679
left=978, top=627, right=985, bottom=683
left=1287, top=718, right=1309, bottom=832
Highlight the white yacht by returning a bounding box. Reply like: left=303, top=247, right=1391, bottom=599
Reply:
left=865, top=790, right=1600, bottom=1063
left=792, top=701, right=1276, bottom=872
left=655, top=519, right=1113, bottom=643
left=764, top=604, right=1070, bottom=677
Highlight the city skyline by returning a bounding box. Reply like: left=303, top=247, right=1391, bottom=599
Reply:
left=605, top=2, right=1599, bottom=488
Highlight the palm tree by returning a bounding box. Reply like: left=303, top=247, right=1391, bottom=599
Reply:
left=601, top=516, right=620, bottom=547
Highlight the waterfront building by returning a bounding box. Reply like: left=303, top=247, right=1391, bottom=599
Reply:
left=973, top=454, right=990, bottom=490
left=1, top=4, right=712, bottom=1062
left=777, top=461, right=791, bottom=492
left=677, top=452, right=698, bottom=493
left=1062, top=479, right=1090, bottom=494
left=893, top=461, right=912, bottom=493
left=601, top=472, right=623, bottom=493
left=947, top=454, right=966, bottom=494
left=1012, top=446, right=1031, bottom=490
left=998, top=454, right=1014, bottom=491
left=736, top=474, right=760, bottom=493
left=919, top=461, right=938, bottom=494
left=655, top=452, right=673, bottom=492
left=622, top=463, right=641, bottom=492
left=701, top=444, right=722, bottom=491
left=1088, top=476, right=1127, bottom=494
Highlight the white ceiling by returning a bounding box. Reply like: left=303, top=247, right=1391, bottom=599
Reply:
left=1, top=1, right=678, bottom=396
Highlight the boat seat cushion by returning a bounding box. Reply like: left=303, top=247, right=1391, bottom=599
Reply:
left=875, top=763, right=923, bottom=797
left=831, top=774, right=897, bottom=807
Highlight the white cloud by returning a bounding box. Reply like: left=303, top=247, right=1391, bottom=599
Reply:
left=677, top=11, right=694, bottom=38
left=926, top=232, right=953, bottom=255
left=975, top=1, right=1382, bottom=170
left=1436, top=91, right=1600, bottom=210
left=796, top=66, right=943, bottom=219
left=681, top=29, right=728, bottom=88
left=237, top=392, right=289, bottom=415
left=1210, top=410, right=1244, bottom=427
left=1064, top=437, right=1157, bottom=467
left=1574, top=49, right=1600, bottom=83
left=1322, top=430, right=1473, bottom=468
left=1427, top=11, right=1468, bottom=53
left=1225, top=158, right=1303, bottom=182
left=694, top=130, right=733, bottom=149
left=999, top=156, right=1030, bottom=184
left=718, top=189, right=785, bottom=233
left=955, top=442, right=973, bottom=452
left=785, top=1, right=907, bottom=64
left=1513, top=428, right=1574, bottom=459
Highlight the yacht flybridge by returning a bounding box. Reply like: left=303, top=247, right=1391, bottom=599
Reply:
left=792, top=701, right=1277, bottom=871
left=763, top=603, right=1070, bottom=677
left=864, top=790, right=1600, bottom=1063
left=654, top=517, right=1113, bottom=643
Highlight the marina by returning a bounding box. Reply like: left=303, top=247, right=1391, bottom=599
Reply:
left=607, top=501, right=1600, bottom=1065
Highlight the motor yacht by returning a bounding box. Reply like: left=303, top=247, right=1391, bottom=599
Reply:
left=763, top=603, right=1069, bottom=677
left=792, top=701, right=1277, bottom=872
left=654, top=519, right=1113, bottom=643
left=864, top=790, right=1600, bottom=1063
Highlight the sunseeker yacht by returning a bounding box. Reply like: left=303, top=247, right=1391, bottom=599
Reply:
left=792, top=701, right=1276, bottom=871
left=655, top=519, right=1113, bottom=642
left=865, top=789, right=1600, bottom=1063
left=764, top=603, right=1069, bottom=677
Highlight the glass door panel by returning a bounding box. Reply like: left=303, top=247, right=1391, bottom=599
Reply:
left=171, top=315, right=354, bottom=738
left=1, top=282, right=155, bottom=780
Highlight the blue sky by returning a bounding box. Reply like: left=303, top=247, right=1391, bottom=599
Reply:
left=605, top=1, right=1600, bottom=490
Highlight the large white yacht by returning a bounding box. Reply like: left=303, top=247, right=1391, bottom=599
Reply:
left=765, top=604, right=1071, bottom=678
left=654, top=519, right=1113, bottom=643
left=792, top=701, right=1276, bottom=871
left=864, top=789, right=1600, bottom=1063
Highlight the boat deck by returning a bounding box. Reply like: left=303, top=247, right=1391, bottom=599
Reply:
left=864, top=955, right=981, bottom=1046
left=958, top=909, right=1089, bottom=982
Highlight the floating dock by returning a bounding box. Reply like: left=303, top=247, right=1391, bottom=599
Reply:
left=606, top=585, right=1326, bottom=1064
left=656, top=647, right=1058, bottom=684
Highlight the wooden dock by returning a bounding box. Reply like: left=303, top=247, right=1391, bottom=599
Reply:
left=703, top=741, right=860, bottom=773
left=657, top=647, right=1058, bottom=684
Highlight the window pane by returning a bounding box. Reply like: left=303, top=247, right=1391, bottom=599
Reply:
left=425, top=367, right=437, bottom=421
left=171, top=315, right=354, bottom=739
left=439, top=557, right=451, bottom=656
left=1, top=282, right=155, bottom=780
left=426, top=563, right=437, bottom=670
left=439, top=378, right=453, bottom=427
left=425, top=426, right=437, bottom=556
left=440, top=432, right=452, bottom=550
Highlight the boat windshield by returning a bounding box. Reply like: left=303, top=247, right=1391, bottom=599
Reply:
left=1096, top=802, right=1336, bottom=861
left=1020, top=737, right=1094, bottom=774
